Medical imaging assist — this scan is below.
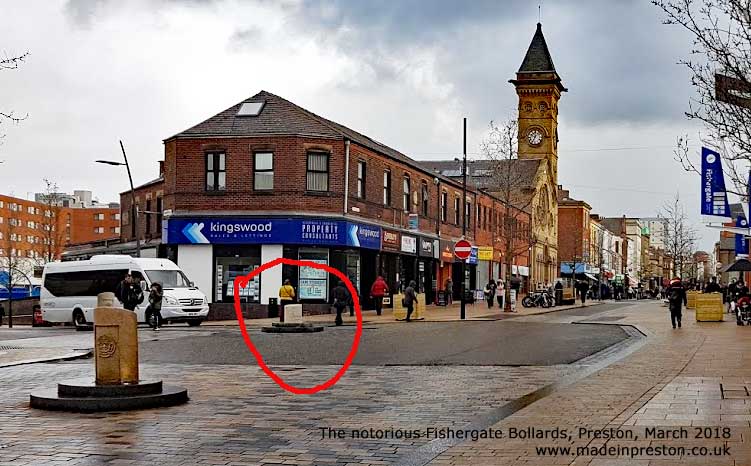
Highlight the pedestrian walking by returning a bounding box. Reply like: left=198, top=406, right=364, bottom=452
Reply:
left=445, top=278, right=453, bottom=305
left=369, top=276, right=389, bottom=316
left=484, top=279, right=497, bottom=309
left=403, top=280, right=418, bottom=322
left=554, top=280, right=563, bottom=306
left=115, top=272, right=145, bottom=311
left=331, top=280, right=349, bottom=326
left=278, top=279, right=296, bottom=320
left=147, top=282, right=164, bottom=331
left=496, top=279, right=505, bottom=308
left=666, top=277, right=687, bottom=329
left=0, top=302, right=4, bottom=327
left=576, top=280, right=588, bottom=306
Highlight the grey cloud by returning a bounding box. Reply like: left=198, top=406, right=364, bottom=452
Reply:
left=243, top=0, right=696, bottom=127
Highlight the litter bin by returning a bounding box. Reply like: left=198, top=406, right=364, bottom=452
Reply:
left=268, top=298, right=279, bottom=319
left=463, top=290, right=475, bottom=304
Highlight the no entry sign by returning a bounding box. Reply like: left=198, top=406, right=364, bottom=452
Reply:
left=454, top=239, right=473, bottom=260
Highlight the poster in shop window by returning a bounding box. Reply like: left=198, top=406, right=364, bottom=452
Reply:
left=299, top=257, right=328, bottom=300
left=299, top=279, right=327, bottom=300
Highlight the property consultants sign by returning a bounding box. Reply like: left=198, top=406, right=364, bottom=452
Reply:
left=166, top=218, right=382, bottom=249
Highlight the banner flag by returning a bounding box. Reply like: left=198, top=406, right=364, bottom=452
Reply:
left=735, top=215, right=749, bottom=256
left=700, top=147, right=731, bottom=217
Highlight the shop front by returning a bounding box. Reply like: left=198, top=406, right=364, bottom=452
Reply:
left=437, top=239, right=456, bottom=304
left=164, top=217, right=381, bottom=319
left=417, top=237, right=439, bottom=305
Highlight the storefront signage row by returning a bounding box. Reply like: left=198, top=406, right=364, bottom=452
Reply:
left=166, top=218, right=382, bottom=250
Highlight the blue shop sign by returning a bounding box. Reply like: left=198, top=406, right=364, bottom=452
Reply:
left=166, top=218, right=382, bottom=249
left=465, top=246, right=478, bottom=265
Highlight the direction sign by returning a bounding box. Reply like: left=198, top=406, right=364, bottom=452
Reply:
left=454, top=239, right=473, bottom=260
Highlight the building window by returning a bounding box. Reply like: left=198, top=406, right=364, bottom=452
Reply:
left=112, top=213, right=120, bottom=221
left=111, top=226, right=120, bottom=234
left=306, top=152, right=329, bottom=192
left=27, top=206, right=34, bottom=214
left=205, top=152, right=226, bottom=191
left=441, top=191, right=447, bottom=222
left=254, top=152, right=274, bottom=190
left=94, top=227, right=104, bottom=234
left=465, top=201, right=471, bottom=228
left=145, top=199, right=152, bottom=234
left=421, top=181, right=429, bottom=216
left=357, top=161, right=366, bottom=199
left=454, top=197, right=460, bottom=225
left=383, top=170, right=391, bottom=206
left=403, top=176, right=411, bottom=212
left=94, top=213, right=104, bottom=221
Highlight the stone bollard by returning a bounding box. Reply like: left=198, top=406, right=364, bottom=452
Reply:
left=94, top=292, right=139, bottom=385
left=284, top=304, right=303, bottom=324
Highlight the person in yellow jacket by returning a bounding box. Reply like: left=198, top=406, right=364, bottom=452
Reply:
left=278, top=279, right=296, bottom=321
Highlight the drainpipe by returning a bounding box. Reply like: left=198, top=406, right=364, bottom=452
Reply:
left=344, top=139, right=350, bottom=216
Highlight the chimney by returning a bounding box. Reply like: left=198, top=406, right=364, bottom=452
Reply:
left=158, top=160, right=165, bottom=177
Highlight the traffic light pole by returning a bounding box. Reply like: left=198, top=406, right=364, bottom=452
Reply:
left=461, top=117, right=467, bottom=320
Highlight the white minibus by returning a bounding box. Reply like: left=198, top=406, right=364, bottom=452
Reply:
left=41, top=255, right=209, bottom=327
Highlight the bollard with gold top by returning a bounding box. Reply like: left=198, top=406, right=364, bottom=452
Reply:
left=30, top=292, right=188, bottom=412
left=94, top=292, right=139, bottom=385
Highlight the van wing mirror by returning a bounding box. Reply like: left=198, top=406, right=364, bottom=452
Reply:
left=140, top=280, right=148, bottom=291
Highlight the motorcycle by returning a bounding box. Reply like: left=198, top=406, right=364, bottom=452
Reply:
left=737, top=297, right=751, bottom=326
left=521, top=290, right=554, bottom=308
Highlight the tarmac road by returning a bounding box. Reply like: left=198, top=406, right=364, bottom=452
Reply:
left=136, top=303, right=632, bottom=366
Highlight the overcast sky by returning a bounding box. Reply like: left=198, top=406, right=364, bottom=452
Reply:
left=0, top=0, right=720, bottom=250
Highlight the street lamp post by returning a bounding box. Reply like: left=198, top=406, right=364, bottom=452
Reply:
left=461, top=117, right=467, bottom=320
left=96, top=140, right=140, bottom=258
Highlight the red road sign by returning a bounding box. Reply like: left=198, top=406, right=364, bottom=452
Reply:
left=454, top=239, right=473, bottom=260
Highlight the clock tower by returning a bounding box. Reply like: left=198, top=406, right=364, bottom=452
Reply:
left=509, top=22, right=567, bottom=286
left=510, top=22, right=567, bottom=179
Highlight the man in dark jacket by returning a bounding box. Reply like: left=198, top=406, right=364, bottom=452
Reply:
left=115, top=273, right=145, bottom=311
left=331, top=281, right=349, bottom=326
left=667, top=277, right=687, bottom=329
left=403, top=280, right=418, bottom=322
left=576, top=280, right=589, bottom=306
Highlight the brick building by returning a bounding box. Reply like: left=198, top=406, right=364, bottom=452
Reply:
left=556, top=186, right=591, bottom=275
left=151, top=90, right=530, bottom=318
left=0, top=193, right=119, bottom=273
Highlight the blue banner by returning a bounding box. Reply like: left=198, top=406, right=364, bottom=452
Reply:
left=165, top=218, right=382, bottom=249
left=700, top=147, right=731, bottom=217
left=736, top=216, right=749, bottom=255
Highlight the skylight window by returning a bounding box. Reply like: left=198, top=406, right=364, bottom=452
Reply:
left=237, top=101, right=265, bottom=116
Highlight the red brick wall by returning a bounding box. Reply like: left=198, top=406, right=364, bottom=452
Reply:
left=67, top=207, right=120, bottom=245
left=153, top=135, right=530, bottom=260
left=120, top=182, right=165, bottom=243
left=557, top=204, right=589, bottom=263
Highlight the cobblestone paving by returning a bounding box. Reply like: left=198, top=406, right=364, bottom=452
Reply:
left=0, top=362, right=577, bottom=465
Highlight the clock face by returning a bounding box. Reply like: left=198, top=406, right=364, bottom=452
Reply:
left=527, top=129, right=543, bottom=146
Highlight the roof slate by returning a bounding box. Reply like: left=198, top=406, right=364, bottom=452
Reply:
left=420, top=159, right=542, bottom=191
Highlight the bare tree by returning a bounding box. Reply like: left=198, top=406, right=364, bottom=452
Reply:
left=482, top=119, right=534, bottom=309
left=0, top=51, right=29, bottom=141
left=660, top=193, right=698, bottom=278
left=39, top=179, right=67, bottom=262
left=653, top=0, right=751, bottom=194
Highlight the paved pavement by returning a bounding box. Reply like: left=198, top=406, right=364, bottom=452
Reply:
left=0, top=301, right=636, bottom=465
left=3, top=299, right=743, bottom=465
left=430, top=301, right=751, bottom=465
